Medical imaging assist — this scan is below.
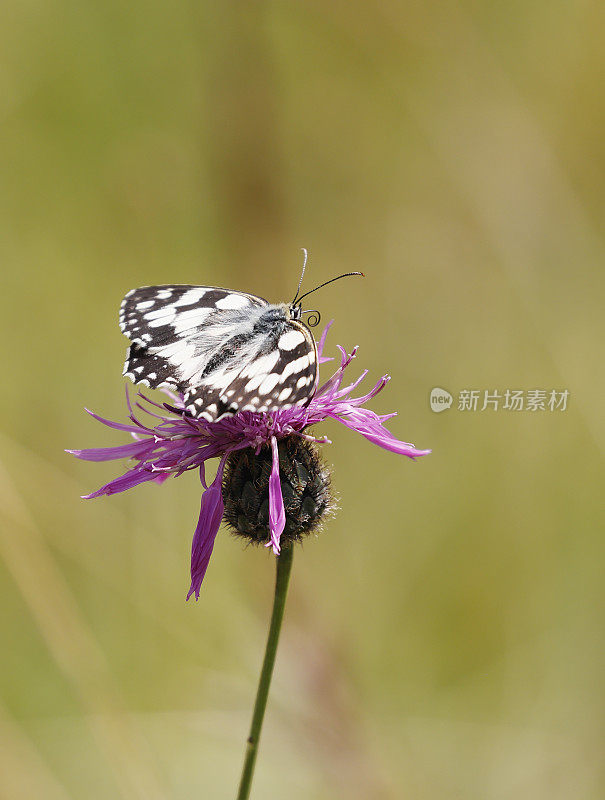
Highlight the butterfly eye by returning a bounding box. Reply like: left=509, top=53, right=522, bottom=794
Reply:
left=302, top=309, right=321, bottom=327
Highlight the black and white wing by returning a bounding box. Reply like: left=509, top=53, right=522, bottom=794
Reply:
left=120, top=285, right=267, bottom=351
left=180, top=317, right=318, bottom=420
left=120, top=284, right=268, bottom=393
left=119, top=285, right=318, bottom=421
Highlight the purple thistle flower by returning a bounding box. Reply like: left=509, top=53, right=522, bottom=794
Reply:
left=68, top=323, right=430, bottom=599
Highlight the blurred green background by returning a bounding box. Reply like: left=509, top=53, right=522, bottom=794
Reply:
left=1, top=2, right=603, bottom=798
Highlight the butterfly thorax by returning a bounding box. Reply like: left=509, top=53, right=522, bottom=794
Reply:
left=255, top=302, right=301, bottom=323
left=255, top=303, right=292, bottom=324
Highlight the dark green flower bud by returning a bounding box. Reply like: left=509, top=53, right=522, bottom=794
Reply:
left=222, top=436, right=332, bottom=545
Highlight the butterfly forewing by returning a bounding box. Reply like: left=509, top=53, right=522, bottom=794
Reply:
left=120, top=285, right=267, bottom=346
left=120, top=285, right=268, bottom=388
left=119, top=285, right=319, bottom=421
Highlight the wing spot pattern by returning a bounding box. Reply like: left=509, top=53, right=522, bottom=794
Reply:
left=215, top=294, right=250, bottom=310
left=244, top=374, right=265, bottom=393
left=174, top=288, right=207, bottom=307
left=281, top=355, right=310, bottom=380
left=279, top=329, right=306, bottom=351
left=258, top=373, right=280, bottom=395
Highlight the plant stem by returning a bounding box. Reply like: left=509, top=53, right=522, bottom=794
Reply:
left=236, top=544, right=294, bottom=800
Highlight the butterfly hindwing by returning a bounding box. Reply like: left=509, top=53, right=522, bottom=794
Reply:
left=123, top=344, right=180, bottom=390
left=183, top=320, right=318, bottom=420
left=119, top=285, right=318, bottom=421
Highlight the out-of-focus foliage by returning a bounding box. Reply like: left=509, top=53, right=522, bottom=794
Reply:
left=1, top=2, right=603, bottom=798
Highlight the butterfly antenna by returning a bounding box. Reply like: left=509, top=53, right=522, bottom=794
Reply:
left=295, top=271, right=364, bottom=304
left=291, top=248, right=309, bottom=305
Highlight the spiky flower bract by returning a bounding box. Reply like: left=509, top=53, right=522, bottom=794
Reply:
left=68, top=322, right=431, bottom=599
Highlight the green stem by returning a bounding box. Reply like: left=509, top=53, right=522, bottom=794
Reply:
left=236, top=544, right=294, bottom=800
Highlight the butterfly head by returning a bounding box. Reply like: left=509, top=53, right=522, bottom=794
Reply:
left=290, top=248, right=364, bottom=328
left=289, top=303, right=302, bottom=321
left=289, top=302, right=321, bottom=328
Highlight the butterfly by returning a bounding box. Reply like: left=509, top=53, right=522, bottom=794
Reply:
left=119, top=252, right=362, bottom=422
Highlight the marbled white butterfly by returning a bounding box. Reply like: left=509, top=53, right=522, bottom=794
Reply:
left=119, top=252, right=362, bottom=422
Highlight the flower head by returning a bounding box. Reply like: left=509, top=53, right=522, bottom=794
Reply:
left=68, top=323, right=430, bottom=599
left=222, top=435, right=332, bottom=545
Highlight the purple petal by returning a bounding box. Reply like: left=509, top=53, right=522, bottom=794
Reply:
left=332, top=412, right=431, bottom=459
left=66, top=440, right=155, bottom=462
left=359, top=431, right=432, bottom=458
left=82, top=465, right=160, bottom=498
left=187, top=458, right=227, bottom=600
left=316, top=320, right=334, bottom=359
left=342, top=375, right=390, bottom=407
left=267, top=436, right=285, bottom=555
left=316, top=345, right=358, bottom=398
left=84, top=408, right=143, bottom=434
left=331, top=369, right=369, bottom=400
